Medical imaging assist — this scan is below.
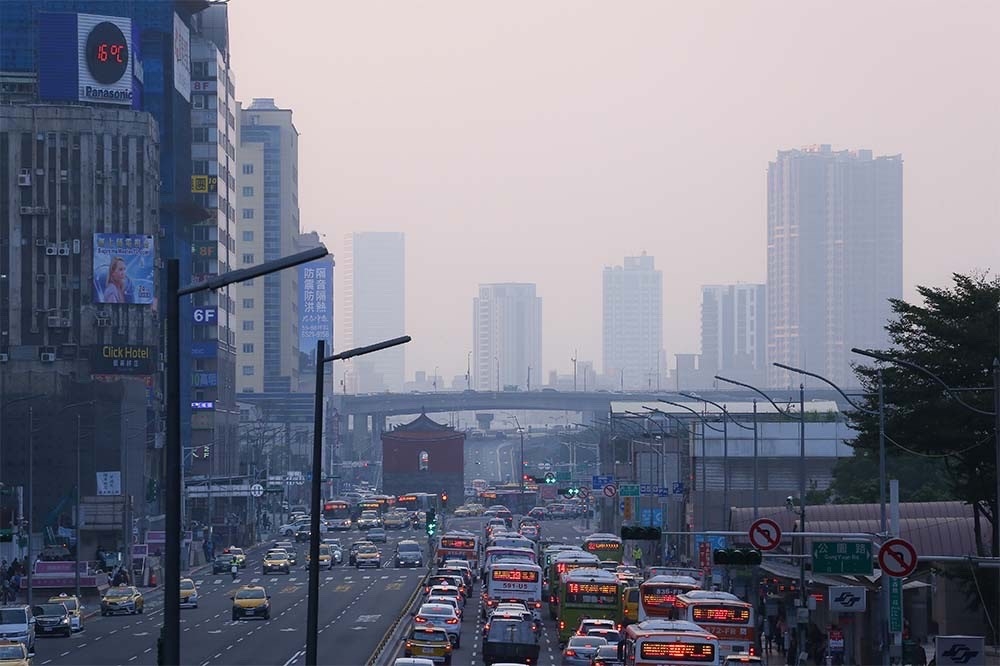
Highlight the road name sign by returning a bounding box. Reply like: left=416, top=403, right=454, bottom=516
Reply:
left=888, top=576, right=903, bottom=632
left=619, top=483, right=640, bottom=497
left=748, top=518, right=782, bottom=551
left=592, top=474, right=614, bottom=490
left=811, top=541, right=874, bottom=575
left=555, top=471, right=571, bottom=482
left=878, top=537, right=917, bottom=578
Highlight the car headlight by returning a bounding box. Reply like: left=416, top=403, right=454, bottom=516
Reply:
left=61, top=617, right=70, bottom=624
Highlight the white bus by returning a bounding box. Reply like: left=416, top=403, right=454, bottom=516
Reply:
left=621, top=619, right=721, bottom=666
left=483, top=561, right=543, bottom=619
left=676, top=590, right=756, bottom=658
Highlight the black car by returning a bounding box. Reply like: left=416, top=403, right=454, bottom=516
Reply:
left=32, top=603, right=72, bottom=637
left=395, top=540, right=424, bottom=568
left=213, top=554, right=235, bottom=574
left=294, top=525, right=311, bottom=542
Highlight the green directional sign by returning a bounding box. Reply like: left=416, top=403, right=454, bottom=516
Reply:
left=889, top=577, right=903, bottom=632
left=555, top=471, right=571, bottom=482
left=619, top=483, right=640, bottom=497
left=811, top=541, right=873, bottom=575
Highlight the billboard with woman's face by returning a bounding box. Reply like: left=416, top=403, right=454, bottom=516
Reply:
left=93, top=233, right=156, bottom=304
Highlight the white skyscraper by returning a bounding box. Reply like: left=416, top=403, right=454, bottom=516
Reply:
left=767, top=145, right=903, bottom=387
left=701, top=284, right=767, bottom=387
left=343, top=232, right=406, bottom=392
left=473, top=284, right=542, bottom=391
left=603, top=253, right=663, bottom=390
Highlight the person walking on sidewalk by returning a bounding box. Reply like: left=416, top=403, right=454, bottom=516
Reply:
left=763, top=616, right=773, bottom=654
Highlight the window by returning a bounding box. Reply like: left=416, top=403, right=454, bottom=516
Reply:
left=242, top=253, right=254, bottom=264
left=242, top=186, right=254, bottom=197
left=242, top=343, right=254, bottom=353
left=242, top=230, right=254, bottom=242
left=242, top=163, right=254, bottom=175
left=242, top=298, right=254, bottom=309
left=242, top=208, right=254, bottom=219
left=242, top=320, right=254, bottom=331
left=418, top=451, right=429, bottom=471
left=242, top=365, right=255, bottom=376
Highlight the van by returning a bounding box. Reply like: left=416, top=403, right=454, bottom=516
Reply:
left=0, top=605, right=35, bottom=654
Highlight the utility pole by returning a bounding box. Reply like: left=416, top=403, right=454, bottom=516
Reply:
left=466, top=351, right=471, bottom=390
left=527, top=365, right=531, bottom=392
left=571, top=351, right=578, bottom=392
left=495, top=356, right=500, bottom=392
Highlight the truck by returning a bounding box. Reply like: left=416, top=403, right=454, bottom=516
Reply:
left=482, top=617, right=540, bottom=665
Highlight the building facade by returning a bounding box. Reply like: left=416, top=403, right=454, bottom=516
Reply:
left=473, top=283, right=542, bottom=391
left=235, top=98, right=302, bottom=394
left=700, top=283, right=766, bottom=388
left=381, top=413, right=466, bottom=504
left=767, top=145, right=903, bottom=388
left=602, top=253, right=663, bottom=390
left=188, top=8, right=240, bottom=479
left=342, top=232, right=405, bottom=392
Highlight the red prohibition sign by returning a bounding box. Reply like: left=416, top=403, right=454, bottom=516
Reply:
left=748, top=518, right=782, bottom=551
left=878, top=538, right=917, bottom=577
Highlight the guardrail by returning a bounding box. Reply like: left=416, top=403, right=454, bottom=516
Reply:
left=367, top=568, right=430, bottom=666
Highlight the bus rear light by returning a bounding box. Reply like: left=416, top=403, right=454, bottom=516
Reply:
left=559, top=620, right=565, bottom=630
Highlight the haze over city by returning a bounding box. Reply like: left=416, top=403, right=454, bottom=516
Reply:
left=230, top=1, right=999, bottom=380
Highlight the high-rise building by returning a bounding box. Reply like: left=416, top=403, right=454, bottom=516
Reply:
left=342, top=232, right=405, bottom=392
left=602, top=253, right=663, bottom=390
left=700, top=284, right=766, bottom=387
left=235, top=98, right=302, bottom=394
left=473, top=284, right=542, bottom=391
left=767, top=145, right=903, bottom=387
left=187, top=6, right=240, bottom=478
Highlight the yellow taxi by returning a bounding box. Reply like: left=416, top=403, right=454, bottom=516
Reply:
left=305, top=545, right=334, bottom=570
left=354, top=543, right=382, bottom=569
left=224, top=546, right=247, bottom=568
left=263, top=550, right=291, bottom=575
left=404, top=626, right=453, bottom=664
left=101, top=585, right=144, bottom=616
left=180, top=578, right=199, bottom=608
left=231, top=585, right=270, bottom=621
left=0, top=640, right=30, bottom=666
left=382, top=512, right=409, bottom=529
left=48, top=593, right=84, bottom=632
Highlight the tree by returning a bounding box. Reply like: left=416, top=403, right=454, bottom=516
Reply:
left=840, top=272, right=999, bottom=554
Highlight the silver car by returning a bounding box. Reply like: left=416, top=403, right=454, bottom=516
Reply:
left=561, top=636, right=607, bottom=666
left=414, top=603, right=462, bottom=648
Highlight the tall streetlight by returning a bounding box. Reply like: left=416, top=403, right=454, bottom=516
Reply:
left=495, top=356, right=500, bottom=392
left=306, top=335, right=411, bottom=666
left=572, top=351, right=578, bottom=392
left=851, top=347, right=1000, bottom=651
left=715, top=374, right=806, bottom=662
left=656, top=400, right=724, bottom=533
left=163, top=246, right=328, bottom=666
left=466, top=351, right=472, bottom=391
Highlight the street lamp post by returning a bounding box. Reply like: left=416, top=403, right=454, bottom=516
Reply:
left=466, top=351, right=472, bottom=391
left=656, top=400, right=724, bottom=533
left=306, top=335, right=411, bottom=666
left=714, top=374, right=806, bottom=664
left=162, top=246, right=328, bottom=666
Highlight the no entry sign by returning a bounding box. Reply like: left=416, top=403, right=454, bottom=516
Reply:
left=748, top=518, right=782, bottom=551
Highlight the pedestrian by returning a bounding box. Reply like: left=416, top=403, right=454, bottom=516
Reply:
left=632, top=544, right=643, bottom=569
left=783, top=626, right=792, bottom=659
left=763, top=616, right=773, bottom=654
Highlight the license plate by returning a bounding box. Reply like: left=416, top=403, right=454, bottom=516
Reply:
left=245, top=609, right=255, bottom=615
left=421, top=648, right=435, bottom=655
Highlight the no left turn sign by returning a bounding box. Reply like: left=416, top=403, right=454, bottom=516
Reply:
left=603, top=484, right=618, bottom=498
left=878, top=537, right=917, bottom=578
left=748, top=517, right=782, bottom=551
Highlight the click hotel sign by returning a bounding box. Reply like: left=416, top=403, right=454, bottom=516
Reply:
left=92, top=344, right=154, bottom=375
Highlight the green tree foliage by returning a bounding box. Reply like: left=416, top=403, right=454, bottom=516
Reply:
left=832, top=272, right=999, bottom=551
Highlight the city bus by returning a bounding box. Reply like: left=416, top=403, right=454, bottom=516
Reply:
left=620, top=619, right=721, bottom=666
left=676, top=591, right=755, bottom=658
left=471, top=479, right=489, bottom=495
left=547, top=551, right=600, bottom=619
left=482, top=561, right=544, bottom=619
left=638, top=575, right=702, bottom=621
left=322, top=500, right=353, bottom=531
left=582, top=533, right=624, bottom=563
left=396, top=492, right=438, bottom=514
left=556, top=568, right=624, bottom=643
left=438, top=532, right=480, bottom=568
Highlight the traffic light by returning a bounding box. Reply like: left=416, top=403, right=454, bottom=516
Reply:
left=523, top=474, right=532, bottom=483
left=620, top=526, right=663, bottom=541
left=545, top=473, right=556, bottom=484
left=425, top=508, right=437, bottom=536
left=713, top=548, right=762, bottom=567
left=440, top=491, right=448, bottom=507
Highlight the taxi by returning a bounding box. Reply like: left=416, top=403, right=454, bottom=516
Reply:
left=383, top=512, right=409, bottom=530
left=179, top=578, right=199, bottom=608
left=355, top=543, right=382, bottom=569
left=263, top=550, right=292, bottom=574
left=224, top=546, right=247, bottom=568
left=101, top=585, right=144, bottom=616
left=48, top=593, right=84, bottom=632
left=305, top=545, right=334, bottom=570
left=0, top=640, right=30, bottom=666
left=404, top=627, right=453, bottom=664
left=230, top=585, right=271, bottom=621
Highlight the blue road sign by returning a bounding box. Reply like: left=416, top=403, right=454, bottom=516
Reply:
left=641, top=508, right=665, bottom=526
left=592, top=475, right=614, bottom=490
left=672, top=482, right=685, bottom=495
left=694, top=534, right=727, bottom=551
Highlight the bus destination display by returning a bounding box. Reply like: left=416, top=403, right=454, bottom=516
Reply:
left=584, top=541, right=621, bottom=551
left=640, top=642, right=716, bottom=662
left=492, top=569, right=539, bottom=583
left=441, top=538, right=476, bottom=550
left=692, top=605, right=751, bottom=623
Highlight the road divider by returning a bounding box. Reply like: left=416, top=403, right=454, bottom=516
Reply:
left=367, top=570, right=429, bottom=666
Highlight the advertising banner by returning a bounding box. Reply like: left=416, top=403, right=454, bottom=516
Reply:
left=298, top=259, right=332, bottom=364
left=93, top=233, right=155, bottom=304
left=172, top=13, right=191, bottom=101
left=77, top=14, right=134, bottom=106
left=191, top=341, right=217, bottom=358
left=193, top=372, right=218, bottom=387
left=96, top=471, right=122, bottom=496
left=92, top=344, right=154, bottom=375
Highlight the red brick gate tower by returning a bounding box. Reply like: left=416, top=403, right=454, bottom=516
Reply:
left=381, top=411, right=466, bottom=503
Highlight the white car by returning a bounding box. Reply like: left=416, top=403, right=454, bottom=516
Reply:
left=278, top=520, right=310, bottom=537
left=426, top=595, right=463, bottom=619
left=414, top=603, right=462, bottom=648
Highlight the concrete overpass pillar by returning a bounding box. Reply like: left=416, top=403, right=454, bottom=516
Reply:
left=354, top=413, right=371, bottom=459
left=475, top=413, right=494, bottom=430
left=371, top=413, right=386, bottom=458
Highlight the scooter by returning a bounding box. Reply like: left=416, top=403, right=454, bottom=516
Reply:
left=231, top=563, right=238, bottom=581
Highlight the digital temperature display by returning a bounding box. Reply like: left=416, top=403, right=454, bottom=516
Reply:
left=692, top=604, right=751, bottom=624
left=639, top=642, right=716, bottom=662
left=85, top=21, right=129, bottom=84
left=492, top=569, right=539, bottom=583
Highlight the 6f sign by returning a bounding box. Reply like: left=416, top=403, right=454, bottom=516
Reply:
left=193, top=307, right=217, bottom=325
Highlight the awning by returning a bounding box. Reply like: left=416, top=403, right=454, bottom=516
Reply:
left=760, top=561, right=863, bottom=589
left=903, top=580, right=931, bottom=591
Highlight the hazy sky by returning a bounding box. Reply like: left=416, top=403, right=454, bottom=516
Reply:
left=229, top=1, right=999, bottom=381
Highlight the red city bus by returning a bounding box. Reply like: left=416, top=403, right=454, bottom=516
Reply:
left=638, top=575, right=701, bottom=621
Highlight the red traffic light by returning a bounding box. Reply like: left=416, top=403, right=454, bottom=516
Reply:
left=440, top=491, right=448, bottom=504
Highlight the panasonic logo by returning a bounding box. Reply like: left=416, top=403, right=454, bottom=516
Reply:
left=82, top=86, right=133, bottom=101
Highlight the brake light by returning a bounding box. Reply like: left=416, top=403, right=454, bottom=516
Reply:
left=564, top=650, right=577, bottom=657
left=535, top=601, right=541, bottom=608
left=405, top=642, right=412, bottom=649
left=559, top=620, right=565, bottom=630
left=750, top=646, right=756, bottom=656
left=424, top=587, right=430, bottom=594
left=414, top=616, right=427, bottom=623
left=446, top=618, right=459, bottom=624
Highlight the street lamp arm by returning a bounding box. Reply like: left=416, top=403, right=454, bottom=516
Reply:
left=654, top=401, right=725, bottom=432
left=851, top=348, right=995, bottom=416
left=179, top=246, right=328, bottom=296
left=326, top=336, right=412, bottom=362
left=773, top=362, right=877, bottom=415
left=713, top=376, right=796, bottom=418
left=677, top=392, right=754, bottom=431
